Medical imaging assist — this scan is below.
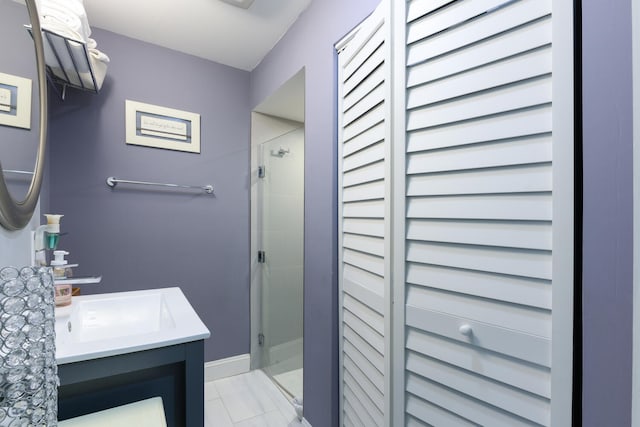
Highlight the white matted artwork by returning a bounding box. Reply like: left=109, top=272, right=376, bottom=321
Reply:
left=125, top=100, right=201, bottom=153
left=0, top=72, right=32, bottom=129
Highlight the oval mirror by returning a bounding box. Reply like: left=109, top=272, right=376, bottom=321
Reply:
left=0, top=0, right=47, bottom=230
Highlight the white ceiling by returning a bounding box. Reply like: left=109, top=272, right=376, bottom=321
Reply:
left=83, top=0, right=312, bottom=71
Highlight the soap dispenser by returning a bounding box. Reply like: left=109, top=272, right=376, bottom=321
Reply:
left=51, top=250, right=72, bottom=306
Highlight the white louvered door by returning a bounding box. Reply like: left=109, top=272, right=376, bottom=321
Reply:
left=337, top=2, right=391, bottom=426
left=338, top=0, right=573, bottom=426
left=401, top=0, right=573, bottom=425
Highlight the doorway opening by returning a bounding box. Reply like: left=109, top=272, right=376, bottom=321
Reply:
left=250, top=69, right=305, bottom=411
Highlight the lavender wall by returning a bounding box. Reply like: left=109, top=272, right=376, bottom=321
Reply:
left=250, top=1, right=379, bottom=426
left=582, top=0, right=634, bottom=424
left=47, top=29, right=251, bottom=362
left=0, top=1, right=43, bottom=267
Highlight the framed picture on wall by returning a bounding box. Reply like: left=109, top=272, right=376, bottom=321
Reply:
left=0, top=72, right=32, bottom=129
left=125, top=100, right=201, bottom=153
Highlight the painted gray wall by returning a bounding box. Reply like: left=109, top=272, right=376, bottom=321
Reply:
left=582, top=0, right=634, bottom=424
left=47, top=28, right=251, bottom=362
left=250, top=1, right=379, bottom=425
left=0, top=1, right=43, bottom=267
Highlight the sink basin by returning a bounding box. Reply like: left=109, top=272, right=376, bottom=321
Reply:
left=55, top=287, right=210, bottom=364
left=69, top=292, right=175, bottom=343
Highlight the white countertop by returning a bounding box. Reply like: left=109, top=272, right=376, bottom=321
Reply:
left=55, top=287, right=210, bottom=365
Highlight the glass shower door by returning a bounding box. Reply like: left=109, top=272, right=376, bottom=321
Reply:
left=258, top=127, right=304, bottom=401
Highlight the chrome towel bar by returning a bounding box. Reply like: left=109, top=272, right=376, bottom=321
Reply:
left=106, top=176, right=214, bottom=194
left=5, top=170, right=34, bottom=175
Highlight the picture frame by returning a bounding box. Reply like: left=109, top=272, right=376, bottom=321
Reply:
left=0, top=72, right=32, bottom=130
left=125, top=100, right=201, bottom=153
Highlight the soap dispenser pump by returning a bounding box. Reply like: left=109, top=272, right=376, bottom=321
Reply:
left=51, top=250, right=70, bottom=277
left=51, top=250, right=72, bottom=306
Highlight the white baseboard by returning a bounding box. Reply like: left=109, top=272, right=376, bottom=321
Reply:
left=205, top=353, right=250, bottom=382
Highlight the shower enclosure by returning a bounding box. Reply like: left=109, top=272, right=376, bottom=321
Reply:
left=256, top=125, right=304, bottom=400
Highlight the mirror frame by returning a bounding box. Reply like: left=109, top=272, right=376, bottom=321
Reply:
left=0, top=0, right=48, bottom=231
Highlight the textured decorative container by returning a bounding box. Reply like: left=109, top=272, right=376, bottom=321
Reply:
left=0, top=266, right=58, bottom=426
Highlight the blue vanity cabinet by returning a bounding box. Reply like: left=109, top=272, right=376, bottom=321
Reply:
left=57, top=340, right=205, bottom=427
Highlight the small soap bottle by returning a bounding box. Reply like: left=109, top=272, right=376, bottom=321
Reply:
left=51, top=250, right=72, bottom=307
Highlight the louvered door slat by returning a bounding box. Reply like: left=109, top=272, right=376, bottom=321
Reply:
left=407, top=77, right=552, bottom=131
left=343, top=22, right=384, bottom=80
left=406, top=263, right=552, bottom=310
left=344, top=371, right=384, bottom=421
left=406, top=0, right=511, bottom=44
left=343, top=263, right=385, bottom=295
left=344, top=122, right=385, bottom=157
left=343, top=84, right=385, bottom=127
left=344, top=65, right=385, bottom=112
left=407, top=106, right=552, bottom=153
left=344, top=294, right=385, bottom=335
left=343, top=102, right=385, bottom=141
left=343, top=160, right=385, bottom=187
left=344, top=44, right=386, bottom=96
left=342, top=180, right=385, bottom=203
left=344, top=278, right=384, bottom=314
left=342, top=218, right=385, bottom=238
left=407, top=135, right=552, bottom=174
left=406, top=328, right=551, bottom=398
left=407, top=0, right=551, bottom=67
left=406, top=394, right=478, bottom=427
left=406, top=0, right=452, bottom=23
left=344, top=304, right=385, bottom=348
left=344, top=356, right=385, bottom=407
left=344, top=383, right=382, bottom=427
left=407, top=163, right=553, bottom=196
left=343, top=335, right=384, bottom=385
left=343, top=199, right=385, bottom=218
left=343, top=410, right=358, bottom=427
left=406, top=373, right=535, bottom=427
left=407, top=193, right=552, bottom=221
left=406, top=241, right=552, bottom=280
left=406, top=350, right=550, bottom=425
left=406, top=219, right=552, bottom=251
left=408, top=17, right=552, bottom=83
left=343, top=233, right=385, bottom=257
left=343, top=248, right=384, bottom=276
left=344, top=141, right=385, bottom=172
left=407, top=47, right=552, bottom=108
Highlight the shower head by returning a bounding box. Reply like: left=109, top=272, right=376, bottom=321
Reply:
left=270, top=147, right=290, bottom=157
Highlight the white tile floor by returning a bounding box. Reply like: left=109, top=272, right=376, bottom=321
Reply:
left=272, top=368, right=303, bottom=400
left=205, top=370, right=303, bottom=427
